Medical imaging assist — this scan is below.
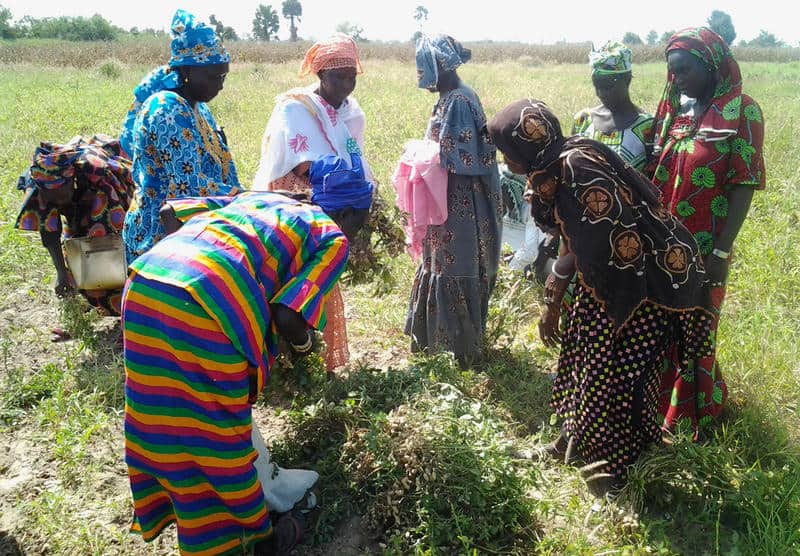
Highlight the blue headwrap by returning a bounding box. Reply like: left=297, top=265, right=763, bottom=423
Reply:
left=169, top=9, right=230, bottom=68
left=415, top=34, right=472, bottom=90
left=309, top=153, right=374, bottom=213
left=119, top=10, right=230, bottom=155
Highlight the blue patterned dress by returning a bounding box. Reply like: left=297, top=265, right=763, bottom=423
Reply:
left=122, top=91, right=240, bottom=264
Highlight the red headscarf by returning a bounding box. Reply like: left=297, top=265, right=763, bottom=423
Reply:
left=298, top=34, right=363, bottom=78
left=653, top=27, right=743, bottom=148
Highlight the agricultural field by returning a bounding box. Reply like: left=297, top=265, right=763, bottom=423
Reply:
left=0, top=46, right=799, bottom=555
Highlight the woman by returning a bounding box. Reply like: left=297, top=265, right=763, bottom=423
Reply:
left=252, top=33, right=371, bottom=372
left=651, top=28, right=766, bottom=435
left=14, top=135, right=133, bottom=318
left=120, top=9, right=239, bottom=265
left=558, top=42, right=657, bottom=318
left=573, top=41, right=653, bottom=171
left=122, top=179, right=372, bottom=554
left=405, top=34, right=502, bottom=368
left=488, top=99, right=713, bottom=489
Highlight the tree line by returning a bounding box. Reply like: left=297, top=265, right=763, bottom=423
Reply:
left=0, top=4, right=792, bottom=47
left=621, top=10, right=789, bottom=48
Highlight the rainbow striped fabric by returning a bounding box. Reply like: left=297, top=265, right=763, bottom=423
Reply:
left=122, top=192, right=349, bottom=554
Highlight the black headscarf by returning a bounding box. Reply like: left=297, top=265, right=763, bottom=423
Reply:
left=488, top=99, right=712, bottom=334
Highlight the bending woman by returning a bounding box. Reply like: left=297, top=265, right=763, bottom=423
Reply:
left=252, top=33, right=372, bottom=372
left=120, top=9, right=240, bottom=265
left=488, top=99, right=712, bottom=489
left=122, top=180, right=372, bottom=553
left=14, top=135, right=133, bottom=316
left=405, top=34, right=502, bottom=368
left=651, top=28, right=766, bottom=435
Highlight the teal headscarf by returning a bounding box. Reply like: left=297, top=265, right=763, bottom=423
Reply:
left=589, top=41, right=632, bottom=75
left=415, top=34, right=471, bottom=89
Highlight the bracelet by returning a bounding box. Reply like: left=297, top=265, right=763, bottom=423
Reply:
left=290, top=332, right=313, bottom=354
left=711, top=248, right=730, bottom=260
left=550, top=266, right=571, bottom=280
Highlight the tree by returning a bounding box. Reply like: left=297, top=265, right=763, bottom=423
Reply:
left=0, top=4, right=15, bottom=39
left=336, top=21, right=366, bottom=42
left=252, top=4, right=279, bottom=41
left=622, top=32, right=642, bottom=46
left=209, top=14, right=238, bottom=42
left=15, top=14, right=117, bottom=41
left=742, top=30, right=785, bottom=48
left=707, top=10, right=736, bottom=46
left=282, top=0, right=302, bottom=42
left=646, top=30, right=658, bottom=46
left=414, top=5, right=428, bottom=23
left=660, top=30, right=675, bottom=44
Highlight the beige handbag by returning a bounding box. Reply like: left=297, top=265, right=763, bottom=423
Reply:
left=63, top=235, right=128, bottom=290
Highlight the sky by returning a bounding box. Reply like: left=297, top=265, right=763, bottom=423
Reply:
left=2, top=0, right=798, bottom=46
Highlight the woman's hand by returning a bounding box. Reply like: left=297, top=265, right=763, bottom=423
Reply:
left=538, top=303, right=561, bottom=347
left=54, top=271, right=74, bottom=298
left=703, top=254, right=729, bottom=287
left=159, top=205, right=183, bottom=235
left=539, top=272, right=569, bottom=347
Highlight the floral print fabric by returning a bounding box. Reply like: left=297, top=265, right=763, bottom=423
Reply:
left=122, top=91, right=239, bottom=264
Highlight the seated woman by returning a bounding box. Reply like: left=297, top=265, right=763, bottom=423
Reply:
left=120, top=9, right=240, bottom=265
left=122, top=178, right=372, bottom=554
left=14, top=135, right=133, bottom=319
left=252, top=33, right=372, bottom=372
left=488, top=100, right=713, bottom=492
left=404, top=34, right=502, bottom=368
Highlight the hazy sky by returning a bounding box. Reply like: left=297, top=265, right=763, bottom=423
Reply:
left=3, top=0, right=798, bottom=46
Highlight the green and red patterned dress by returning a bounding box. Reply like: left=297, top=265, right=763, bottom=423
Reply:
left=651, top=27, right=766, bottom=434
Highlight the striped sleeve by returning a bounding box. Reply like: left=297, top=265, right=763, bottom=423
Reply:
left=270, top=216, right=349, bottom=330
left=167, top=195, right=236, bottom=223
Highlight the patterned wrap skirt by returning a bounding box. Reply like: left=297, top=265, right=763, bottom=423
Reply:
left=553, top=283, right=683, bottom=479
left=405, top=173, right=502, bottom=366
left=122, top=273, right=271, bottom=555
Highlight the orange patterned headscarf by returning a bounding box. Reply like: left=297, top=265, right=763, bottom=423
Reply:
left=298, top=34, right=363, bottom=78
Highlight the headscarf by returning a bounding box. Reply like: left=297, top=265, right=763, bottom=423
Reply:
left=487, top=99, right=709, bottom=333
left=415, top=34, right=471, bottom=89
left=589, top=41, right=632, bottom=75
left=299, top=33, right=363, bottom=78
left=120, top=10, right=229, bottom=155
left=653, top=27, right=742, bottom=149
left=309, top=153, right=374, bottom=213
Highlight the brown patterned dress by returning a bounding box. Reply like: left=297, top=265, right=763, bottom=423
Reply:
left=405, top=86, right=502, bottom=367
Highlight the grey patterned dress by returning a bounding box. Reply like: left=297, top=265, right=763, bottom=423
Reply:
left=405, top=85, right=502, bottom=366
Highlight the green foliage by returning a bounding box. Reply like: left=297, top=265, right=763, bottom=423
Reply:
left=0, top=363, right=61, bottom=424
left=622, top=32, right=643, bottom=46
left=15, top=14, right=117, bottom=41
left=208, top=14, right=239, bottom=42
left=708, top=10, right=737, bottom=46
left=335, top=21, right=367, bottom=43
left=0, top=60, right=799, bottom=556
left=342, top=381, right=539, bottom=553
left=282, top=0, right=302, bottom=42
left=0, top=4, right=15, bottom=39
left=646, top=30, right=658, bottom=46
left=97, top=59, right=122, bottom=79
left=252, top=4, right=280, bottom=42
left=742, top=30, right=787, bottom=48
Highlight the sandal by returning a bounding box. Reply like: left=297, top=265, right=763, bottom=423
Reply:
left=50, top=327, right=72, bottom=343
left=254, top=510, right=306, bottom=556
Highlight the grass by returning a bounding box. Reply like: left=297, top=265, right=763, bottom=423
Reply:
left=0, top=55, right=798, bottom=555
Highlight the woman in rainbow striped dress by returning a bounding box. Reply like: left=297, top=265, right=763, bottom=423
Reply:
left=121, top=170, right=372, bottom=554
